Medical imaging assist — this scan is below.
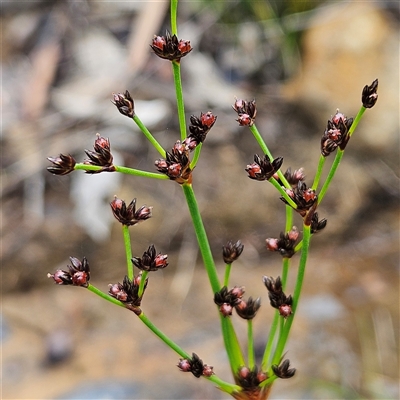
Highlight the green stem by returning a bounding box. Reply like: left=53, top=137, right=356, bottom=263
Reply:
left=285, top=205, right=293, bottom=233
left=181, top=183, right=220, bottom=292
left=182, top=183, right=245, bottom=373
left=139, top=311, right=190, bottom=359
left=317, top=149, right=344, bottom=204
left=138, top=271, right=148, bottom=298
left=223, top=263, right=232, bottom=287
left=249, top=124, right=291, bottom=189
left=172, top=60, right=187, bottom=141
left=271, top=224, right=311, bottom=367
left=122, top=225, right=133, bottom=280
left=87, top=284, right=125, bottom=307
left=170, top=0, right=178, bottom=35
left=190, top=143, right=202, bottom=169
left=132, top=115, right=166, bottom=157
left=312, top=155, right=326, bottom=191
left=348, top=106, right=366, bottom=137
left=73, top=163, right=168, bottom=180
left=247, top=319, right=255, bottom=369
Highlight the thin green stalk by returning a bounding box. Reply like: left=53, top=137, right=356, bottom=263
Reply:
left=249, top=124, right=291, bottom=189
left=223, top=263, right=232, bottom=287
left=317, top=149, right=344, bottom=204
left=73, top=163, right=168, bottom=179
left=269, top=177, right=297, bottom=209
left=87, top=284, right=125, bottom=307
left=139, top=311, right=190, bottom=359
left=182, top=183, right=245, bottom=373
left=122, top=225, right=133, bottom=280
left=182, top=183, right=220, bottom=292
left=132, top=115, right=166, bottom=157
left=312, top=155, right=326, bottom=191
left=247, top=319, right=255, bottom=369
left=285, top=205, right=293, bottom=233
left=271, top=224, right=311, bottom=367
left=206, top=376, right=241, bottom=396
left=172, top=60, right=187, bottom=141
left=138, top=271, right=148, bottom=298
left=170, top=0, right=178, bottom=35
left=190, top=143, right=202, bottom=169
left=348, top=106, right=366, bottom=137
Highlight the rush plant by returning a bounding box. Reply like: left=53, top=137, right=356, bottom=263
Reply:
left=47, top=1, right=378, bottom=399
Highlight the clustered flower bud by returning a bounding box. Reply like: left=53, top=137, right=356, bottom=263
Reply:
left=232, top=98, right=257, bottom=126
left=177, top=353, right=213, bottom=378
left=246, top=154, right=284, bottom=181
left=235, top=366, right=268, bottom=390
left=281, top=181, right=317, bottom=217
left=151, top=31, right=192, bottom=62
left=263, top=276, right=293, bottom=318
left=235, top=296, right=261, bottom=320
left=320, top=110, right=353, bottom=156
left=222, top=240, right=244, bottom=264
left=112, top=90, right=135, bottom=118
left=108, top=274, right=147, bottom=308
left=47, top=257, right=90, bottom=287
left=271, top=359, right=296, bottom=379
left=266, top=226, right=299, bottom=258
left=182, top=112, right=217, bottom=151
left=310, top=212, right=327, bottom=234
left=84, top=134, right=115, bottom=173
left=155, top=141, right=192, bottom=184
left=214, top=286, right=245, bottom=317
left=47, top=154, right=76, bottom=175
left=110, top=197, right=152, bottom=226
left=361, top=79, right=378, bottom=108
left=131, top=244, right=168, bottom=272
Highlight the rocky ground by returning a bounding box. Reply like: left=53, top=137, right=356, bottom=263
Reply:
left=1, top=1, right=399, bottom=399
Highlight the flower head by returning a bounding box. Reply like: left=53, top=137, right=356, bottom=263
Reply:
left=246, top=154, right=283, bottom=181
left=235, top=296, right=261, bottom=320
left=272, top=359, right=296, bottom=379
left=266, top=227, right=299, bottom=258
left=47, top=256, right=90, bottom=287
left=131, top=245, right=168, bottom=272
left=222, top=240, right=244, bottom=264
left=150, top=31, right=192, bottom=62
left=108, top=275, right=147, bottom=310
left=84, top=134, right=114, bottom=173
left=177, top=353, right=213, bottom=378
left=112, top=90, right=134, bottom=118
left=182, top=112, right=217, bottom=151
left=235, top=366, right=268, bottom=390
left=281, top=181, right=317, bottom=217
left=110, top=197, right=152, bottom=226
left=214, top=286, right=245, bottom=317
left=263, top=276, right=292, bottom=317
left=47, top=154, right=76, bottom=175
left=232, top=98, right=257, bottom=126
left=321, top=110, right=353, bottom=156
left=155, top=141, right=192, bottom=184
left=362, top=79, right=378, bottom=108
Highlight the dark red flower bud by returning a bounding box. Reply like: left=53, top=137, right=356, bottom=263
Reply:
left=246, top=154, right=283, bottom=181
left=132, top=244, right=168, bottom=272
left=48, top=257, right=90, bottom=287
left=150, top=31, right=192, bottom=62
left=235, top=296, right=261, bottom=320
left=220, top=303, right=233, bottom=317
left=84, top=134, right=114, bottom=173
left=202, top=364, right=214, bottom=377
left=232, top=98, right=257, bottom=126
left=177, top=353, right=209, bottom=378
left=177, top=358, right=192, bottom=372
left=110, top=197, right=152, bottom=226
left=236, top=366, right=268, bottom=389
left=47, top=154, right=76, bottom=175
left=362, top=78, right=378, bottom=108
left=112, top=90, right=135, bottom=118
left=222, top=240, right=244, bottom=264
left=108, top=275, right=147, bottom=307
left=272, top=359, right=296, bottom=379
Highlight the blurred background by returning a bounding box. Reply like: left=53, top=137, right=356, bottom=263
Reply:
left=1, top=1, right=399, bottom=399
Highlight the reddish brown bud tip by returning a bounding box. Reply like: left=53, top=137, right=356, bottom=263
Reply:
left=278, top=303, right=293, bottom=318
